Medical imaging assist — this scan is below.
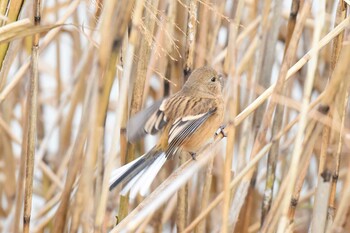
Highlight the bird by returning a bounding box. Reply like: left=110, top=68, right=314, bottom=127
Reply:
left=109, top=66, right=226, bottom=199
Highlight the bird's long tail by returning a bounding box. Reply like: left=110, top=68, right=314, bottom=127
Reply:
left=109, top=147, right=166, bottom=199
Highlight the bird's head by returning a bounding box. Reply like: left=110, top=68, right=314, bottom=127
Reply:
left=183, top=67, right=225, bottom=97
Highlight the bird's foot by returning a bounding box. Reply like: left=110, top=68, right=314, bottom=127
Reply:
left=215, top=125, right=227, bottom=138
left=189, top=152, right=197, bottom=160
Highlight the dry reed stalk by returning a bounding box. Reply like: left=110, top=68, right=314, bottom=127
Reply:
left=329, top=119, right=350, bottom=233
left=52, top=74, right=95, bottom=232
left=277, top=1, right=325, bottom=231
left=0, top=6, right=26, bottom=231
left=260, top=172, right=289, bottom=233
left=195, top=156, right=214, bottom=233
left=251, top=0, right=272, bottom=136
left=184, top=143, right=272, bottom=233
left=221, top=0, right=244, bottom=232
left=311, top=142, right=332, bottom=232
left=176, top=0, right=198, bottom=232
left=92, top=9, right=128, bottom=229
left=175, top=1, right=197, bottom=231
left=287, top=120, right=324, bottom=220
left=22, top=1, right=40, bottom=232
left=183, top=0, right=197, bottom=76
left=286, top=0, right=324, bottom=224
left=331, top=0, right=346, bottom=69
left=54, top=0, right=61, bottom=107
left=115, top=0, right=146, bottom=221
left=176, top=150, right=189, bottom=231
left=12, top=98, right=28, bottom=233
left=57, top=45, right=94, bottom=173
left=0, top=108, right=14, bottom=134
left=311, top=1, right=342, bottom=231
left=0, top=113, right=16, bottom=203
left=119, top=33, right=129, bottom=167
left=316, top=0, right=346, bottom=194
left=98, top=0, right=135, bottom=70
left=70, top=78, right=98, bottom=233
left=259, top=0, right=283, bottom=224
left=326, top=63, right=350, bottom=231
left=72, top=46, right=102, bottom=231
left=194, top=3, right=208, bottom=67
left=132, top=0, right=159, bottom=112
left=234, top=14, right=261, bottom=205
left=230, top=24, right=259, bottom=230
left=285, top=0, right=300, bottom=50
left=169, top=0, right=187, bottom=92
left=324, top=1, right=348, bottom=231
left=0, top=1, right=7, bottom=26
left=208, top=2, right=229, bottom=66
left=0, top=0, right=24, bottom=70
left=233, top=1, right=310, bottom=231
left=194, top=3, right=227, bottom=233
left=116, top=35, right=129, bottom=220
left=46, top=44, right=93, bottom=201
left=290, top=33, right=350, bottom=233
left=0, top=0, right=80, bottom=103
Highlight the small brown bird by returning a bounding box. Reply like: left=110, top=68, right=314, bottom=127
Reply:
left=109, top=67, right=226, bottom=198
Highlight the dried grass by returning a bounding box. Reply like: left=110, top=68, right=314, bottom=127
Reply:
left=1, top=0, right=350, bottom=232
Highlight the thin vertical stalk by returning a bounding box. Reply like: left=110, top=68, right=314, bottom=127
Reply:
left=93, top=2, right=133, bottom=225
left=311, top=171, right=331, bottom=233
left=284, top=0, right=300, bottom=51
left=276, top=1, right=321, bottom=231
left=222, top=0, right=244, bottom=232
left=194, top=3, right=208, bottom=67
left=52, top=74, right=92, bottom=233
left=176, top=157, right=189, bottom=232
left=259, top=0, right=283, bottom=224
left=329, top=135, right=350, bottom=233
left=116, top=0, right=146, bottom=221
left=327, top=82, right=350, bottom=229
left=313, top=1, right=345, bottom=231
left=13, top=114, right=28, bottom=233
left=0, top=0, right=24, bottom=71
left=251, top=0, right=272, bottom=134
left=183, top=0, right=197, bottom=75
left=331, top=0, right=346, bottom=69
left=55, top=0, right=61, bottom=107
left=93, top=49, right=119, bottom=232
left=177, top=1, right=197, bottom=231
left=99, top=0, right=135, bottom=70
left=195, top=3, right=226, bottom=232
left=287, top=120, right=323, bottom=220
left=233, top=1, right=310, bottom=231
left=195, top=157, right=214, bottom=233
left=240, top=0, right=275, bottom=228
left=23, top=1, right=40, bottom=233
left=129, top=0, right=157, bottom=118
left=70, top=72, right=99, bottom=233
left=265, top=0, right=316, bottom=225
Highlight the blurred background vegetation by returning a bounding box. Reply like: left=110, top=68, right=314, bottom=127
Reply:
left=0, top=0, right=350, bottom=232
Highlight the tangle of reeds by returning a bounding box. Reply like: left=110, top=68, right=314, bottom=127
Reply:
left=0, top=0, right=350, bottom=232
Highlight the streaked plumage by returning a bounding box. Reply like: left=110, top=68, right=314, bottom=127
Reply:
left=110, top=67, right=225, bottom=197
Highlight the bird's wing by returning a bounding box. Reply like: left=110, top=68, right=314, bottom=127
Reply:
left=166, top=107, right=217, bottom=157
left=127, top=99, right=168, bottom=142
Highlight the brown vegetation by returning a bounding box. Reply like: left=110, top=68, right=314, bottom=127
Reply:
left=0, top=0, right=350, bottom=232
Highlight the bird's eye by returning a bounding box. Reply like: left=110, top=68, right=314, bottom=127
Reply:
left=211, top=77, right=216, bottom=82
